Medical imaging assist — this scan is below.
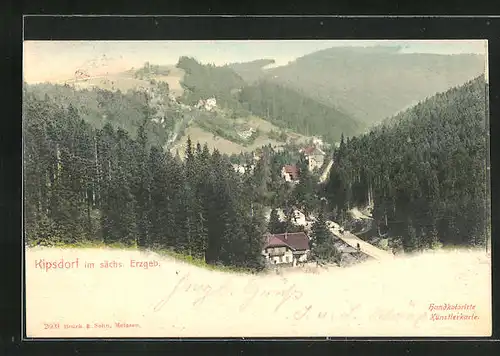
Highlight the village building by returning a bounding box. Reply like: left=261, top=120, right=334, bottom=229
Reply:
left=74, top=69, right=90, bottom=80
left=196, top=97, right=217, bottom=111
left=281, top=164, right=300, bottom=182
left=232, top=164, right=246, bottom=175
left=205, top=97, right=217, bottom=111
left=238, top=127, right=256, bottom=140
left=300, top=145, right=326, bottom=172
left=312, top=136, right=325, bottom=148
left=232, top=163, right=255, bottom=175
left=262, top=232, right=310, bottom=266
left=264, top=208, right=313, bottom=233
left=252, top=149, right=263, bottom=162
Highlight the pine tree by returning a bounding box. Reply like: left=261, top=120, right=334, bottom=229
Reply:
left=268, top=208, right=284, bottom=234
left=252, top=147, right=273, bottom=205
left=204, top=149, right=228, bottom=264
left=310, top=211, right=337, bottom=263
left=294, top=153, right=318, bottom=216
left=99, top=127, right=138, bottom=245
left=311, top=211, right=331, bottom=246
left=403, top=219, right=419, bottom=252
left=134, top=121, right=151, bottom=247
left=148, top=146, right=174, bottom=248
left=428, top=222, right=442, bottom=249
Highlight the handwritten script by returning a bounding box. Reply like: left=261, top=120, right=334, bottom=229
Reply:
left=150, top=273, right=433, bottom=328
left=153, top=273, right=303, bottom=314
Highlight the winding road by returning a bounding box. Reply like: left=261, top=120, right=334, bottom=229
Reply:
left=319, top=159, right=334, bottom=183
left=295, top=205, right=393, bottom=261
left=327, top=220, right=394, bottom=261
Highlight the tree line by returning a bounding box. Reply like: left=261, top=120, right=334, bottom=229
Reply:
left=23, top=91, right=267, bottom=271
left=238, top=81, right=363, bottom=142
left=325, top=76, right=490, bottom=252
left=25, top=82, right=174, bottom=149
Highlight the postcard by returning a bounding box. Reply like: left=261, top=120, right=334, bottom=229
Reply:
left=23, top=39, right=491, bottom=338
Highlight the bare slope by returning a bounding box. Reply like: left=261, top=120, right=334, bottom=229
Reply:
left=55, top=65, right=185, bottom=98
left=170, top=117, right=311, bottom=157
left=26, top=247, right=491, bottom=337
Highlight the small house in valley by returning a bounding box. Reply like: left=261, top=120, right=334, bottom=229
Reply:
left=281, top=164, right=300, bottom=182
left=232, top=164, right=246, bottom=175
left=312, top=136, right=325, bottom=148
left=238, top=127, right=256, bottom=140
left=196, top=97, right=217, bottom=111
left=262, top=232, right=310, bottom=266
left=232, top=163, right=255, bottom=175
left=300, top=145, right=326, bottom=172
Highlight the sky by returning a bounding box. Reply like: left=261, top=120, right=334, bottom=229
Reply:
left=23, top=40, right=488, bottom=84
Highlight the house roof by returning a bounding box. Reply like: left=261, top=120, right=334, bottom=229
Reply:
left=283, top=165, right=299, bottom=179
left=302, top=145, right=325, bottom=156
left=264, top=232, right=310, bottom=251
left=302, top=146, right=316, bottom=155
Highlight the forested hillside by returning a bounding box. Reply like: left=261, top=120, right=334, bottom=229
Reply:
left=230, top=46, right=485, bottom=125
left=177, top=57, right=363, bottom=141
left=176, top=56, right=247, bottom=111
left=23, top=75, right=318, bottom=160
left=24, top=51, right=489, bottom=267
left=25, top=82, right=175, bottom=148
left=325, top=76, right=489, bottom=251
left=23, top=91, right=267, bottom=271
left=238, top=81, right=363, bottom=142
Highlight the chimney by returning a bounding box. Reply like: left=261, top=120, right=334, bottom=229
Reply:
left=284, top=231, right=288, bottom=240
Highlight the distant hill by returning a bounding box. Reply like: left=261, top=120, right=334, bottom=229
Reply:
left=230, top=46, right=486, bottom=125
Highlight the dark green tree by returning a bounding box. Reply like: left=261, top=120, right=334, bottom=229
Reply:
left=268, top=208, right=285, bottom=234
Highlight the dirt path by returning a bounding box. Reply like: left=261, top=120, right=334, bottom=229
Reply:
left=319, top=159, right=334, bottom=183
left=349, top=207, right=373, bottom=220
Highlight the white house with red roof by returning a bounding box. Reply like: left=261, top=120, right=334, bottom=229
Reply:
left=300, top=145, right=326, bottom=172
left=281, top=164, right=300, bottom=182
left=262, top=232, right=310, bottom=266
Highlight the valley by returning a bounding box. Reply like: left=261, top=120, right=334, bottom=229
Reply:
left=22, top=39, right=491, bottom=339
left=23, top=43, right=490, bottom=273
